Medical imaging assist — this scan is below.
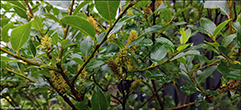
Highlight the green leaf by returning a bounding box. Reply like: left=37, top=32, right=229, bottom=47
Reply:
left=137, top=39, right=153, bottom=47
left=127, top=37, right=144, bottom=48
left=70, top=58, right=84, bottom=65
left=43, top=13, right=60, bottom=23
left=232, top=21, right=241, bottom=47
left=200, top=18, right=216, bottom=35
left=75, top=102, right=89, bottom=110
left=227, top=71, right=241, bottom=80
left=8, top=1, right=27, bottom=18
left=180, top=83, right=197, bottom=96
left=91, top=86, right=108, bottom=110
left=73, top=1, right=89, bottom=15
left=60, top=39, right=69, bottom=48
left=95, top=0, right=120, bottom=20
left=36, top=69, right=50, bottom=77
left=174, top=7, right=192, bottom=16
left=150, top=44, right=167, bottom=62
left=222, top=34, right=236, bottom=47
left=86, top=60, right=104, bottom=71
left=53, top=7, right=60, bottom=15
left=104, top=92, right=111, bottom=107
left=218, top=46, right=230, bottom=57
left=195, top=66, right=216, bottom=87
left=141, top=25, right=164, bottom=36
left=1, top=18, right=10, bottom=27
left=180, top=28, right=187, bottom=44
left=31, top=16, right=42, bottom=30
left=10, top=22, right=31, bottom=51
left=187, top=25, right=210, bottom=35
left=114, top=39, right=125, bottom=49
left=153, top=3, right=167, bottom=14
left=1, top=22, right=14, bottom=42
left=217, top=61, right=230, bottom=75
left=28, top=39, right=36, bottom=57
left=212, top=19, right=231, bottom=38
left=51, top=32, right=59, bottom=45
left=177, top=43, right=193, bottom=52
left=60, top=15, right=96, bottom=40
left=172, top=50, right=200, bottom=61
left=145, top=70, right=167, bottom=83
left=80, top=37, right=94, bottom=56
left=0, top=56, right=20, bottom=62
left=156, top=37, right=175, bottom=52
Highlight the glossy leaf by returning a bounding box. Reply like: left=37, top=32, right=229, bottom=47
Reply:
left=73, top=1, right=89, bottom=15
left=51, top=32, right=59, bottom=45
left=180, top=28, right=187, bottom=44
left=44, top=13, right=60, bottom=23
left=127, top=37, right=144, bottom=48
left=1, top=22, right=14, bottom=42
left=104, top=92, right=111, bottom=107
left=91, top=86, right=108, bottom=110
left=10, top=22, right=31, bottom=51
left=212, top=19, right=231, bottom=38
left=150, top=44, right=167, bottom=62
left=95, top=1, right=120, bottom=20
left=180, top=83, right=197, bottom=96
left=8, top=1, right=27, bottom=18
left=80, top=37, right=94, bottom=56
left=1, top=56, right=20, bottom=62
left=222, top=34, right=236, bottom=47
left=156, top=37, right=175, bottom=52
left=60, top=15, right=96, bottom=39
left=70, top=58, right=84, bottom=65
left=137, top=39, right=153, bottom=47
left=218, top=46, right=230, bottom=57
left=195, top=66, right=216, bottom=87
left=200, top=18, right=216, bottom=35
left=177, top=43, right=193, bottom=52
left=28, top=39, right=36, bottom=57
left=172, top=50, right=200, bottom=61
left=187, top=25, right=209, bottom=35
left=75, top=102, right=89, bottom=110
left=141, top=25, right=164, bottom=36
left=31, top=16, right=42, bottom=30
left=174, top=7, right=192, bottom=16
left=232, top=21, right=241, bottom=47
left=153, top=3, right=167, bottom=14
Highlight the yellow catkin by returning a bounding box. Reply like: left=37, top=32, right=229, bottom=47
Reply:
left=108, top=59, right=123, bottom=79
left=107, top=34, right=116, bottom=44
left=50, top=71, right=67, bottom=92
left=131, top=79, right=142, bottom=91
left=116, top=49, right=128, bottom=67
left=87, top=16, right=101, bottom=34
left=41, top=35, right=51, bottom=51
left=127, top=10, right=134, bottom=15
left=155, top=0, right=163, bottom=9
left=78, top=70, right=87, bottom=79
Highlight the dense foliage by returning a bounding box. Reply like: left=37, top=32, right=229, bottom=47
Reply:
left=1, top=0, right=241, bottom=110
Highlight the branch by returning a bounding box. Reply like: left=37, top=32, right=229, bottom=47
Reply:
left=0, top=47, right=60, bottom=73
left=151, top=80, right=164, bottom=110
left=44, top=76, right=79, bottom=110
left=72, top=1, right=137, bottom=85
left=133, top=51, right=179, bottom=72
left=172, top=102, right=195, bottom=110
left=5, top=68, right=36, bottom=83
left=56, top=63, right=81, bottom=101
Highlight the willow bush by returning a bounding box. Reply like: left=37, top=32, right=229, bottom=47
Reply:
left=1, top=0, right=241, bottom=110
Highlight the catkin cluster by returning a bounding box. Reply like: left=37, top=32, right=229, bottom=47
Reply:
left=50, top=71, right=67, bottom=92
left=41, top=35, right=52, bottom=52
left=108, top=59, right=123, bottom=79
left=87, top=16, right=101, bottom=34
left=107, top=34, right=116, bottom=44
left=130, top=79, right=142, bottom=91
left=127, top=30, right=138, bottom=55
